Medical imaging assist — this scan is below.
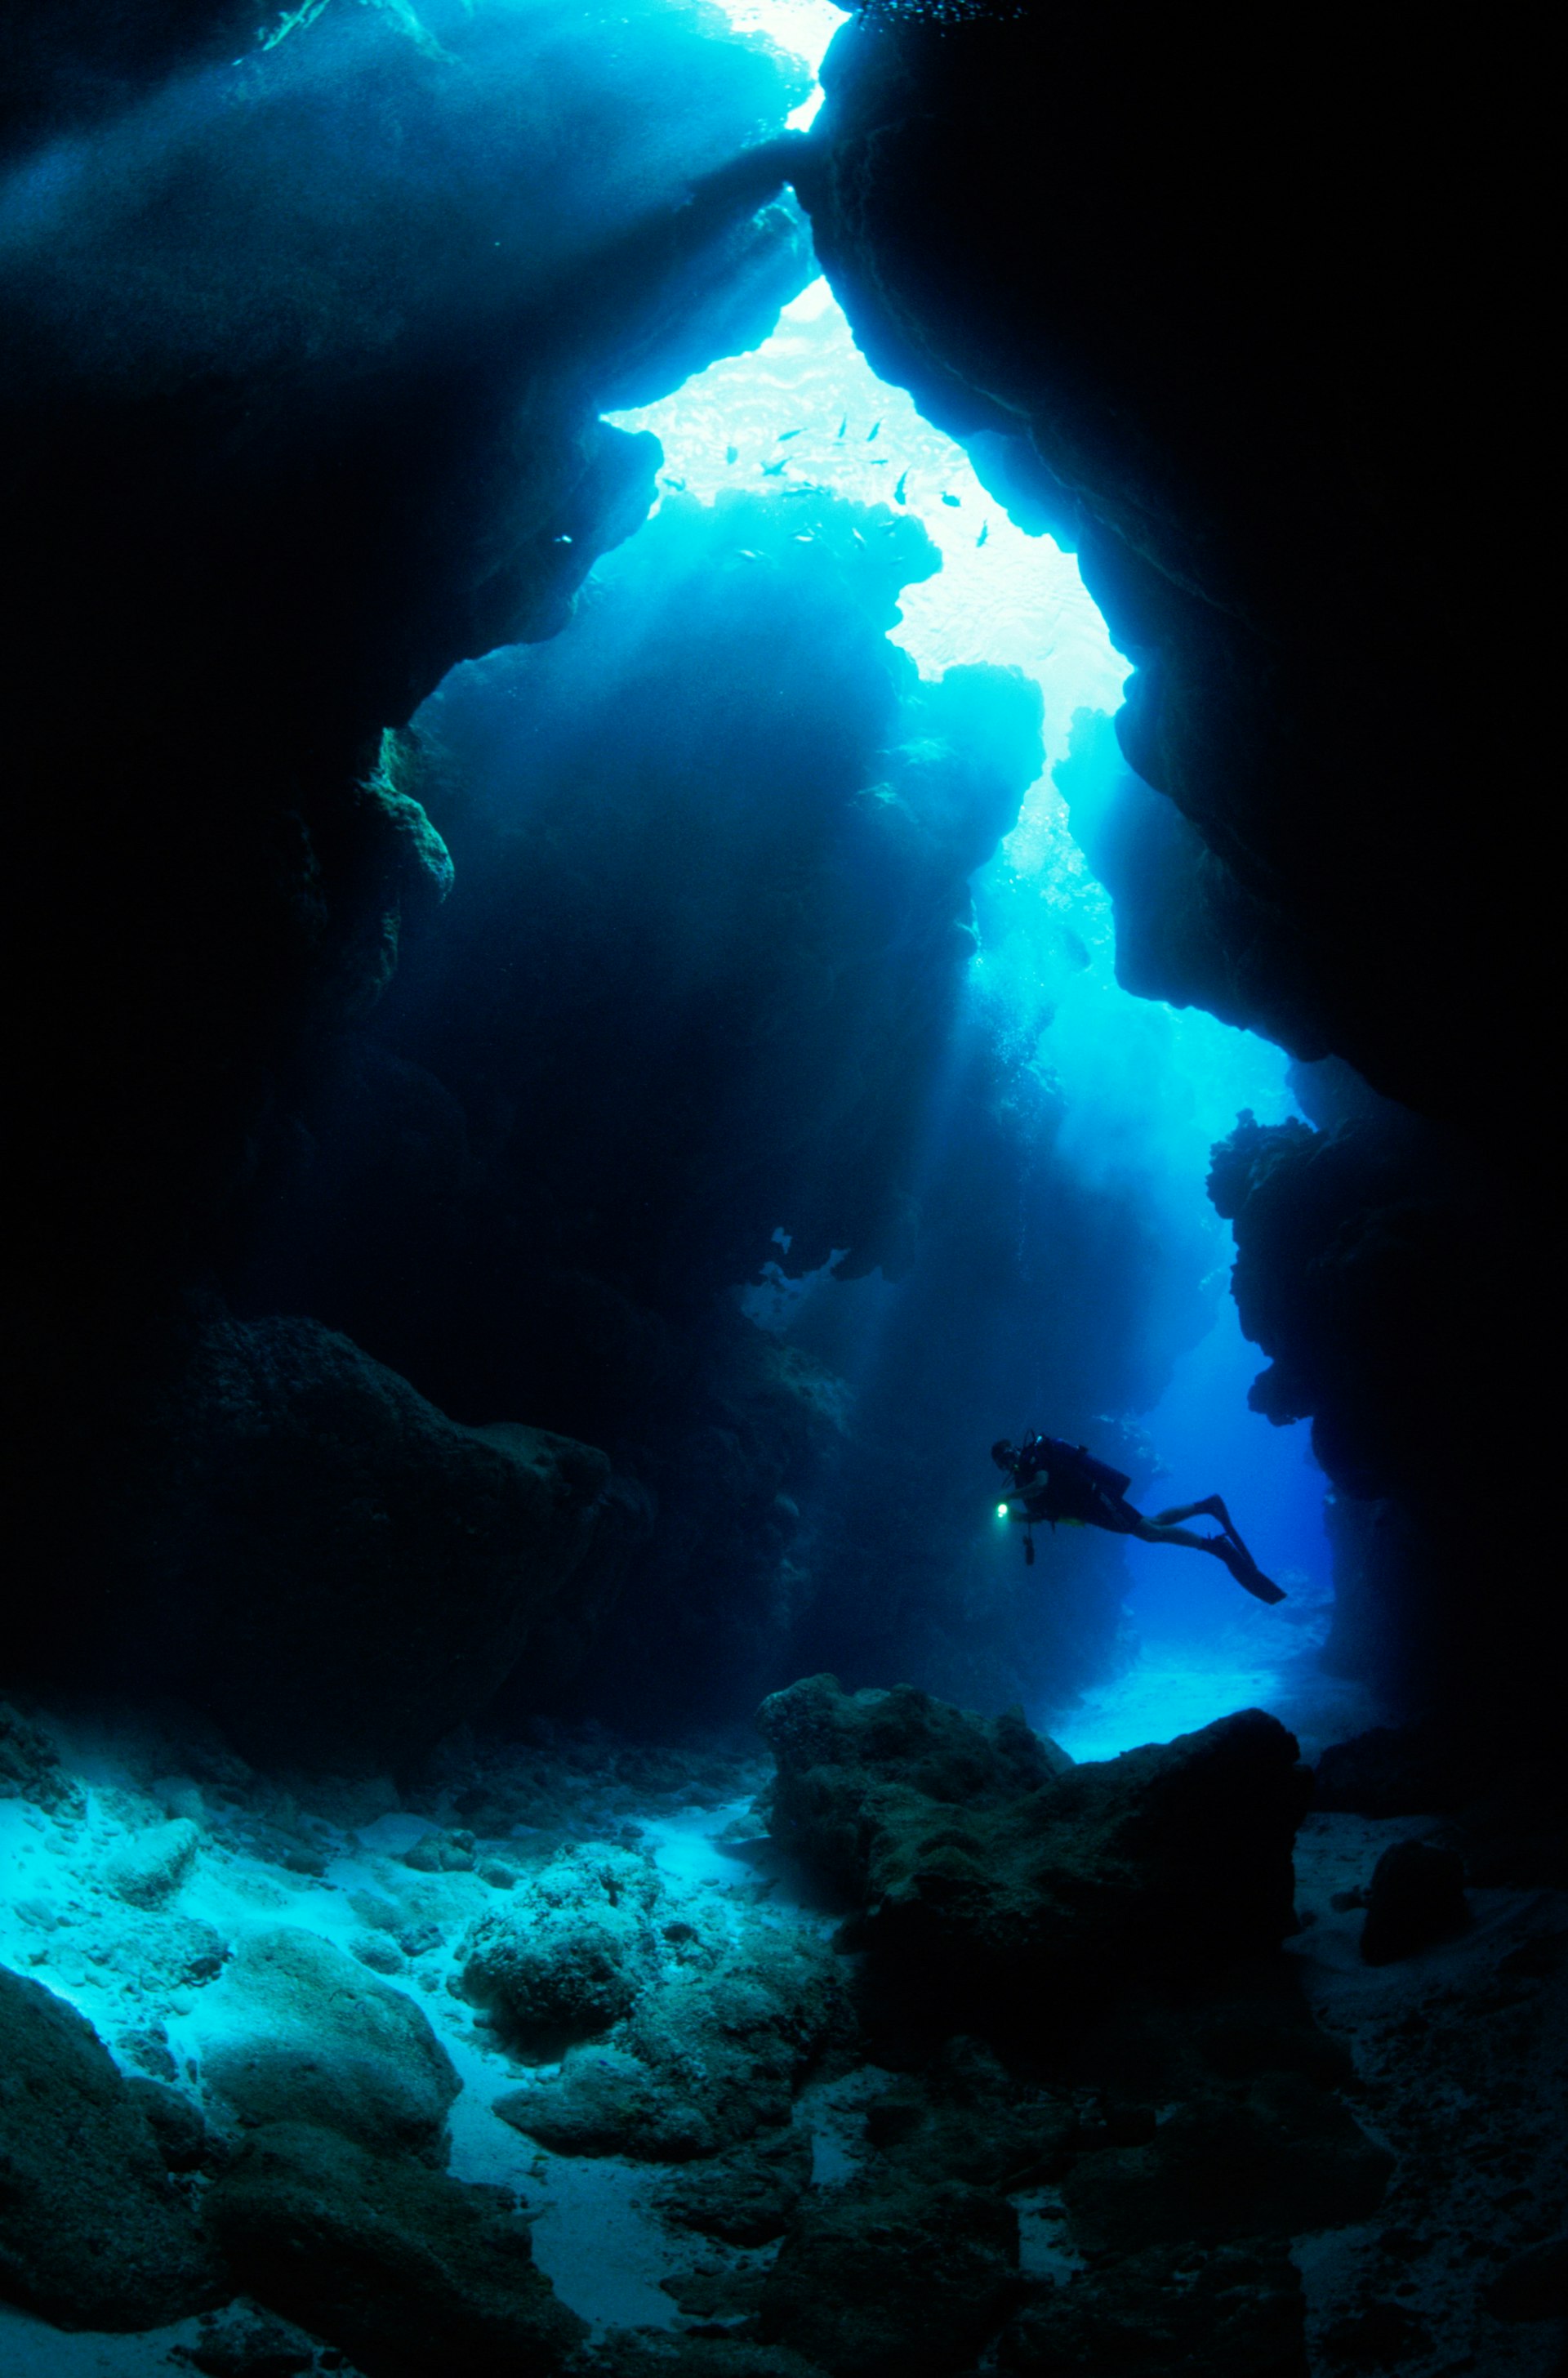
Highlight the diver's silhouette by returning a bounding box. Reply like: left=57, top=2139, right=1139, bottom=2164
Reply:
left=991, top=1434, right=1286, bottom=1604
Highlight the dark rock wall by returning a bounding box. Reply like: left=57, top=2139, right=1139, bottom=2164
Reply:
left=786, top=4, right=1542, bottom=1732
left=1206, top=1095, right=1539, bottom=1722
left=7, top=0, right=808, bottom=1348
left=2, top=0, right=813, bottom=1702
left=796, top=2, right=1529, bottom=1127
left=228, top=489, right=1209, bottom=1727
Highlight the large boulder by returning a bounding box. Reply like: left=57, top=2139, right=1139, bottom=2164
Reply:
left=998, top=2239, right=1308, bottom=2378
left=198, top=1926, right=460, bottom=2162
left=207, top=2121, right=583, bottom=2378
left=1060, top=2071, right=1391, bottom=2252
left=1358, top=1839, right=1471, bottom=1966
left=756, top=2172, right=1020, bottom=2378
left=457, top=1843, right=660, bottom=2055
left=755, top=1677, right=1311, bottom=2033
left=0, top=1963, right=220, bottom=2329
left=760, top=1683, right=1311, bottom=2035
left=495, top=1927, right=851, bottom=2162
left=123, top=1315, right=618, bottom=1770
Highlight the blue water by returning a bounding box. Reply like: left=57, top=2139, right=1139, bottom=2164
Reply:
left=607, top=14, right=1332, bottom=1759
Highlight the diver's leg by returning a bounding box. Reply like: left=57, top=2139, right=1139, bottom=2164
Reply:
left=1129, top=1516, right=1230, bottom=1553
left=1203, top=1494, right=1256, bottom=1562
left=1150, top=1493, right=1258, bottom=1564
left=1129, top=1514, right=1286, bottom=1603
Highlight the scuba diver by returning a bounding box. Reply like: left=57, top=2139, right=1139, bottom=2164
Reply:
left=991, top=1432, right=1286, bottom=1604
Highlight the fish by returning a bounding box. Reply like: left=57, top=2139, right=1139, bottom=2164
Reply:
left=662, top=475, right=687, bottom=492
left=866, top=420, right=881, bottom=440
left=976, top=521, right=990, bottom=547
left=893, top=470, right=909, bottom=504
left=725, top=444, right=738, bottom=464
left=760, top=457, right=788, bottom=476
left=777, top=428, right=804, bottom=443
left=941, top=492, right=960, bottom=506
left=836, top=416, right=848, bottom=439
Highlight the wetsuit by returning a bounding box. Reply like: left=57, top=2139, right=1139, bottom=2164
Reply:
left=1010, top=1436, right=1139, bottom=1533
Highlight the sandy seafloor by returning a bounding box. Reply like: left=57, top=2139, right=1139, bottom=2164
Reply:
left=1, top=1711, right=1562, bottom=2378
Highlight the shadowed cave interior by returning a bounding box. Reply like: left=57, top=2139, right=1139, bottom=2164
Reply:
left=1, top=4, right=1559, bottom=2376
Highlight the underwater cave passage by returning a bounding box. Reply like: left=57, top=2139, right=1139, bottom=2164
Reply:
left=600, top=263, right=1340, bottom=1761
left=7, top=3, right=1560, bottom=2375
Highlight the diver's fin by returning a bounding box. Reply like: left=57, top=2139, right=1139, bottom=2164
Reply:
left=1232, top=1547, right=1286, bottom=1604
left=1212, top=1535, right=1285, bottom=1603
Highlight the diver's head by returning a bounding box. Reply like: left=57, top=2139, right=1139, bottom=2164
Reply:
left=991, top=1439, right=1017, bottom=1472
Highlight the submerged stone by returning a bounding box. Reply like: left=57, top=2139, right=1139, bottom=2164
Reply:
left=0, top=1963, right=220, bottom=2329
left=495, top=1925, right=850, bottom=2161
left=174, top=2295, right=328, bottom=2376
left=756, top=1677, right=1310, bottom=2036
left=458, top=1842, right=658, bottom=2054
left=105, top=1814, right=202, bottom=1907
left=579, top=2337, right=826, bottom=2378
left=127, top=1317, right=617, bottom=1772
left=207, top=2121, right=583, bottom=2378
left=1060, top=2071, right=1392, bottom=2252
left=1359, top=1838, right=1471, bottom=1965
left=757, top=2171, right=1020, bottom=2378
left=198, top=1925, right=460, bottom=2163
left=655, top=2124, right=813, bottom=2245
left=0, top=1703, right=84, bottom=1814
left=998, top=2237, right=1308, bottom=2377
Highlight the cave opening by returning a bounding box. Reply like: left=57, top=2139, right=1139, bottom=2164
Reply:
left=599, top=266, right=1340, bottom=1760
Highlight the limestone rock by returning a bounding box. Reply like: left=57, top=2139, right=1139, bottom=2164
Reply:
left=857, top=2037, right=1075, bottom=2193
left=756, top=1677, right=1310, bottom=2033
left=998, top=2238, right=1308, bottom=2377
left=1359, top=1839, right=1470, bottom=1965
left=497, top=2043, right=682, bottom=2158
left=0, top=1702, right=84, bottom=1814
left=130, top=1316, right=617, bottom=1770
left=758, top=2172, right=1020, bottom=2378
left=126, top=2077, right=215, bottom=2173
left=105, top=1814, right=202, bottom=1907
left=1312, top=1720, right=1472, bottom=1817
left=199, top=1926, right=459, bottom=2162
left=73, top=1909, right=229, bottom=1993
left=174, top=2295, right=330, bottom=2376
left=1061, top=2072, right=1392, bottom=2252
left=496, top=1926, right=850, bottom=2161
left=458, top=1843, right=657, bottom=2054
left=0, top=1963, right=220, bottom=2328
left=1486, top=2235, right=1568, bottom=2322
left=655, top=2125, right=813, bottom=2245
left=578, top=2338, right=826, bottom=2378
left=207, top=2121, right=584, bottom=2378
